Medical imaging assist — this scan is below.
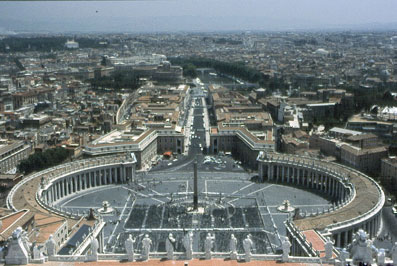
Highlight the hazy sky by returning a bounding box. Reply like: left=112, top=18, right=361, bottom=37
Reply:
left=1, top=0, right=397, bottom=33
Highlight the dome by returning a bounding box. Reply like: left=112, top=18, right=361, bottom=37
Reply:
left=314, top=48, right=329, bottom=55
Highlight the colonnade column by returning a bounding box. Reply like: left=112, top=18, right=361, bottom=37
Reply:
left=311, top=171, right=315, bottom=189
left=297, top=168, right=300, bottom=185
left=67, top=177, right=71, bottom=195
left=93, top=171, right=97, bottom=187
left=114, top=167, right=118, bottom=183
left=276, top=165, right=280, bottom=182
left=336, top=232, right=341, bottom=247
left=291, top=167, right=296, bottom=183
left=320, top=174, right=324, bottom=191
left=282, top=166, right=285, bottom=183
left=52, top=185, right=56, bottom=202
left=79, top=174, right=83, bottom=191
left=61, top=179, right=65, bottom=198
left=123, top=166, right=127, bottom=183
left=329, top=178, right=332, bottom=196
left=55, top=183, right=59, bottom=201
left=287, top=167, right=290, bottom=183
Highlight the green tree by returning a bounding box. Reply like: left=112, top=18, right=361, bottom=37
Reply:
left=17, top=147, right=71, bottom=175
left=182, top=63, right=197, bottom=78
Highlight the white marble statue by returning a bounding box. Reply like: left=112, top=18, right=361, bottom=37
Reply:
left=324, top=237, right=334, bottom=259
left=125, top=234, right=136, bottom=262
left=183, top=231, right=194, bottom=260
left=391, top=242, right=397, bottom=265
left=85, top=236, right=99, bottom=262
left=0, top=245, right=5, bottom=260
left=349, top=229, right=377, bottom=265
left=282, top=237, right=291, bottom=262
left=165, top=233, right=176, bottom=260
left=243, top=234, right=254, bottom=262
left=229, top=234, right=238, bottom=260
left=33, top=245, right=44, bottom=260
left=45, top=234, right=56, bottom=256
left=5, top=227, right=29, bottom=265
left=204, top=233, right=215, bottom=259
left=90, top=237, right=99, bottom=256
left=377, top=248, right=385, bottom=266
left=20, top=230, right=32, bottom=256
left=338, top=248, right=349, bottom=266
left=141, top=234, right=152, bottom=261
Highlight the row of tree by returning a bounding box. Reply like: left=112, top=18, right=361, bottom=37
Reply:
left=0, top=37, right=109, bottom=53
left=87, top=71, right=141, bottom=91
left=18, top=147, right=71, bottom=175
left=169, top=57, right=265, bottom=85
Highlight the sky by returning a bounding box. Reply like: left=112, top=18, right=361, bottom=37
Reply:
left=1, top=0, right=397, bottom=33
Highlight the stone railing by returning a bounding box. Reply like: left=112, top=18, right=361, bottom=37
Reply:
left=258, top=151, right=384, bottom=238
left=35, top=154, right=136, bottom=217
left=258, top=152, right=356, bottom=212
left=45, top=253, right=323, bottom=262
left=7, top=154, right=136, bottom=213
left=73, top=220, right=106, bottom=255
left=284, top=220, right=318, bottom=257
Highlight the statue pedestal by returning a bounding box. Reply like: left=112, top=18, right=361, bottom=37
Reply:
left=230, top=252, right=237, bottom=260
left=126, top=253, right=134, bottom=262
left=205, top=251, right=212, bottom=260
left=167, top=251, right=173, bottom=260
left=31, top=257, right=45, bottom=264
left=185, top=250, right=193, bottom=260
left=5, top=238, right=29, bottom=265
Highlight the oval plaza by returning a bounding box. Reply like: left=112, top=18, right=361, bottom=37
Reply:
left=5, top=147, right=385, bottom=263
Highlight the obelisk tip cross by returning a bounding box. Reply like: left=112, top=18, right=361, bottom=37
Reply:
left=193, top=160, right=198, bottom=210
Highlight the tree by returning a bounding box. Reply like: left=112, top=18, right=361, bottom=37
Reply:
left=182, top=63, right=197, bottom=78
left=17, top=147, right=71, bottom=175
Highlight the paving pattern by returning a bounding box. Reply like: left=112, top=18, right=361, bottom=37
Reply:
left=55, top=167, right=332, bottom=255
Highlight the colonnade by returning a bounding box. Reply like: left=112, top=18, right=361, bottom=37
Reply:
left=257, top=152, right=384, bottom=249
left=259, top=163, right=349, bottom=202
left=41, top=164, right=135, bottom=205
left=332, top=212, right=381, bottom=248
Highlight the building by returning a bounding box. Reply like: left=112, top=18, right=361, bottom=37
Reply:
left=257, top=152, right=384, bottom=249
left=381, top=157, right=397, bottom=192
left=340, top=144, right=388, bottom=175
left=0, top=141, right=31, bottom=174
left=347, top=115, right=396, bottom=139
left=64, top=40, right=79, bottom=49
left=210, top=126, right=275, bottom=168
left=83, top=128, right=184, bottom=169
left=328, top=127, right=362, bottom=140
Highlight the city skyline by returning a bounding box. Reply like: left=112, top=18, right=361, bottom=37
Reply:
left=1, top=0, right=397, bottom=33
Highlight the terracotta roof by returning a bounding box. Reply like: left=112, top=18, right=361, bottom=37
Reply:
left=0, top=209, right=34, bottom=240
left=30, top=213, right=66, bottom=244
left=347, top=133, right=377, bottom=141
left=302, top=230, right=336, bottom=258
left=341, top=144, right=387, bottom=156
left=0, top=210, right=28, bottom=234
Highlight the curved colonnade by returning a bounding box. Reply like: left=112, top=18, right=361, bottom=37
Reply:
left=257, top=152, right=384, bottom=248
left=7, top=151, right=384, bottom=253
left=7, top=154, right=137, bottom=219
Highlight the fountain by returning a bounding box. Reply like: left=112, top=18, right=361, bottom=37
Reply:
left=97, top=201, right=114, bottom=214
left=277, top=200, right=295, bottom=213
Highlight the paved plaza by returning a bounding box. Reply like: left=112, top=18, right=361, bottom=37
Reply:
left=55, top=164, right=332, bottom=255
